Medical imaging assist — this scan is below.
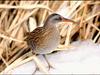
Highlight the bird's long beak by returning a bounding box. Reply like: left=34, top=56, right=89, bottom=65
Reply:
left=62, top=17, right=78, bottom=24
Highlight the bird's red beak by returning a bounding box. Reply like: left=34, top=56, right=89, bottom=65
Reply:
left=62, top=17, right=77, bottom=24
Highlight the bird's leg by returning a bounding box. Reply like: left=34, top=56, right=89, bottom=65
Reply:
left=32, top=52, right=39, bottom=74
left=32, top=63, right=39, bottom=74
left=42, top=54, right=54, bottom=70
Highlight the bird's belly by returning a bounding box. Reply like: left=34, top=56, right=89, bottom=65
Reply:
left=34, top=31, right=60, bottom=54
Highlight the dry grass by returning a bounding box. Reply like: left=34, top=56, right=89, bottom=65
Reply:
left=0, top=1, right=100, bottom=74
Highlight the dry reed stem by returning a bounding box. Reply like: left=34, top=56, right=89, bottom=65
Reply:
left=0, top=33, right=24, bottom=43
left=93, top=32, right=100, bottom=43
left=0, top=55, right=8, bottom=67
left=65, top=24, right=73, bottom=46
left=38, top=1, right=49, bottom=27
left=79, top=3, right=87, bottom=39
left=1, top=55, right=48, bottom=74
left=7, top=7, right=52, bottom=33
left=0, top=4, right=52, bottom=10
left=7, top=45, right=26, bottom=65
left=84, top=12, right=100, bottom=22
left=91, top=16, right=99, bottom=39
left=85, top=4, right=97, bottom=39
left=66, top=1, right=82, bottom=18
left=0, top=1, right=100, bottom=73
left=71, top=1, right=90, bottom=18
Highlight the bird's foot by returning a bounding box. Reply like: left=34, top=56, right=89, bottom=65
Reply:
left=42, top=54, right=55, bottom=71
left=32, top=66, right=39, bottom=75
left=47, top=63, right=54, bottom=71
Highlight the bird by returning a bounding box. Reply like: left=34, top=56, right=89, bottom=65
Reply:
left=25, top=13, right=77, bottom=73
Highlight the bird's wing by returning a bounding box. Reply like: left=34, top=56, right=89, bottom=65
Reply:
left=25, top=27, right=54, bottom=49
left=25, top=27, right=44, bottom=39
left=25, top=27, right=51, bottom=49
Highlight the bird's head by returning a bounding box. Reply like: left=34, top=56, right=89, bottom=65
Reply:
left=44, top=13, right=77, bottom=27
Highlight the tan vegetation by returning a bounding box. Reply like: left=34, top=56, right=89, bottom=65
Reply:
left=0, top=1, right=99, bottom=74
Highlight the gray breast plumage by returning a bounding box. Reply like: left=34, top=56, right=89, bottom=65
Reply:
left=34, top=27, right=60, bottom=54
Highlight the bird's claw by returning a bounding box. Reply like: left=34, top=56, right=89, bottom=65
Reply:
left=32, top=66, right=39, bottom=75
left=47, top=63, right=54, bottom=71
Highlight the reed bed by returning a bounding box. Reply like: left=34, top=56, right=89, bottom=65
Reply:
left=0, top=1, right=100, bottom=74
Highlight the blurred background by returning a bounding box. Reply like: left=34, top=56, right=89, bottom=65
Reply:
left=0, top=1, right=100, bottom=73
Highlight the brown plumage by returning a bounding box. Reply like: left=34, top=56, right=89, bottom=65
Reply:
left=25, top=26, right=59, bottom=54
left=25, top=13, right=77, bottom=72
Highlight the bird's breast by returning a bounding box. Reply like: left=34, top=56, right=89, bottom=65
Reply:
left=34, top=27, right=60, bottom=54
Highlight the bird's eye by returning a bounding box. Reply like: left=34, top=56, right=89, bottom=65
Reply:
left=55, top=16, right=62, bottom=21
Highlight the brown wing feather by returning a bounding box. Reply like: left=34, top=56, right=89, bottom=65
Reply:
left=25, top=27, right=53, bottom=51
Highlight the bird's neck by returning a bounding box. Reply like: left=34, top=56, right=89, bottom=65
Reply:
left=44, top=22, right=57, bottom=29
